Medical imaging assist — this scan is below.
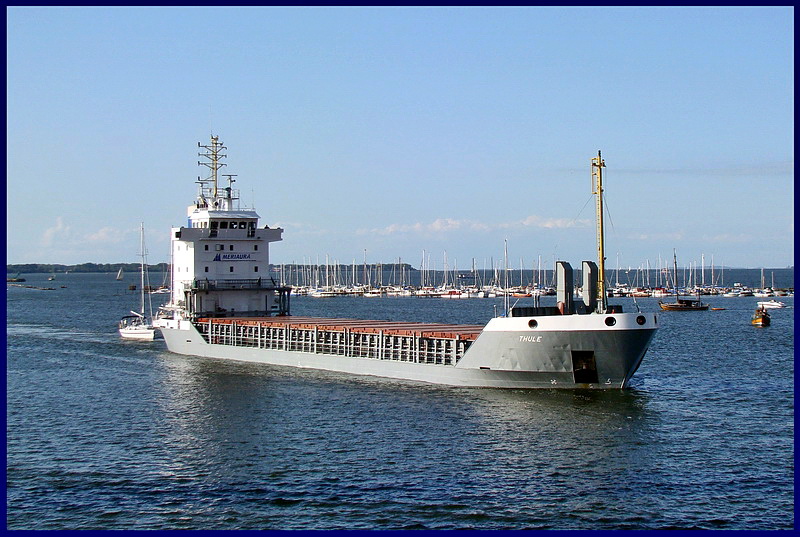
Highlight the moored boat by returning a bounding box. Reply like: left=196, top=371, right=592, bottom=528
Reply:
left=658, top=250, right=709, bottom=311
left=659, top=298, right=709, bottom=311
left=757, top=299, right=787, bottom=309
left=154, top=141, right=657, bottom=388
left=7, top=272, right=26, bottom=283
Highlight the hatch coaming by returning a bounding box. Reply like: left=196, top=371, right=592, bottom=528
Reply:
left=193, top=316, right=481, bottom=366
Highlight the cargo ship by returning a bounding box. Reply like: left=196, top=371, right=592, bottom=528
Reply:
left=154, top=137, right=658, bottom=388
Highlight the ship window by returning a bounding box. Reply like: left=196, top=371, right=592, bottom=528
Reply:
left=229, top=245, right=234, bottom=251
left=239, top=221, right=246, bottom=228
left=215, top=244, right=224, bottom=251
left=636, top=315, right=646, bottom=325
left=528, top=319, right=538, bottom=329
left=204, top=266, right=209, bottom=272
left=605, top=317, right=616, bottom=326
left=210, top=221, right=218, bottom=229
left=230, top=221, right=237, bottom=228
left=220, top=222, right=228, bottom=229
left=254, top=245, right=258, bottom=251
left=230, top=266, right=234, bottom=272
left=254, top=266, right=259, bottom=272
left=204, top=245, right=209, bottom=251
left=249, top=222, right=256, bottom=229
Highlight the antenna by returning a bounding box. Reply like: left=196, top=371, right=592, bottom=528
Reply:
left=198, top=135, right=227, bottom=198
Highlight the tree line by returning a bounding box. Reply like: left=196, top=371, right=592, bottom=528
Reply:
left=6, top=263, right=171, bottom=274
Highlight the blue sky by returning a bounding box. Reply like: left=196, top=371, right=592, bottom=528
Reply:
left=7, top=7, right=794, bottom=270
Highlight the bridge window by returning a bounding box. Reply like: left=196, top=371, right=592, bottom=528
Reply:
left=220, top=221, right=228, bottom=229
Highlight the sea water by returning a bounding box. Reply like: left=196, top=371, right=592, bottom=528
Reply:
left=6, top=273, right=794, bottom=529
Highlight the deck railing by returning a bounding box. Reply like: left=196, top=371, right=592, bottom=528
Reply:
left=192, top=278, right=289, bottom=291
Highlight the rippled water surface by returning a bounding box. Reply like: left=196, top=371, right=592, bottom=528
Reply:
left=6, top=274, right=794, bottom=529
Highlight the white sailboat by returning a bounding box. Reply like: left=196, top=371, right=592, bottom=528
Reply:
left=116, top=267, right=124, bottom=280
left=119, top=223, right=156, bottom=340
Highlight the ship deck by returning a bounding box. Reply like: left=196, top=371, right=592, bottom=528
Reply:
left=197, top=316, right=485, bottom=341
left=192, top=316, right=486, bottom=366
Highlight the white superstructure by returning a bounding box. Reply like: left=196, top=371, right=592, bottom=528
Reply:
left=162, top=136, right=290, bottom=321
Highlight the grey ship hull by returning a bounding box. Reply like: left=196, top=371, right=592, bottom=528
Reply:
left=158, top=312, right=657, bottom=389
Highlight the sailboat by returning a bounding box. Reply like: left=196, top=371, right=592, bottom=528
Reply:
left=116, top=267, right=124, bottom=280
left=7, top=272, right=26, bottom=282
left=658, top=250, right=709, bottom=311
left=118, top=223, right=157, bottom=340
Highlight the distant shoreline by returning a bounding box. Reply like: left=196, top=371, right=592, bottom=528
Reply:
left=6, top=263, right=171, bottom=274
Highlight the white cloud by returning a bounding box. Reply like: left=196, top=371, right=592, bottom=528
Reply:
left=518, top=215, right=589, bottom=229
left=41, top=217, right=71, bottom=247
left=701, top=233, right=752, bottom=244
left=627, top=232, right=685, bottom=241
left=85, top=226, right=125, bottom=243
left=358, top=214, right=589, bottom=236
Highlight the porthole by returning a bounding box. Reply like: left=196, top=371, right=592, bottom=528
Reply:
left=636, top=315, right=646, bottom=325
left=605, top=317, right=616, bottom=326
left=528, top=319, right=538, bottom=329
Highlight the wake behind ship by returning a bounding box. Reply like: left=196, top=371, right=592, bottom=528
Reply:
left=154, top=137, right=658, bottom=389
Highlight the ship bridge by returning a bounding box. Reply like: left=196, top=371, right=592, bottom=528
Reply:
left=168, top=135, right=287, bottom=319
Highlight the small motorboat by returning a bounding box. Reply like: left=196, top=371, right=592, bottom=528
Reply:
left=751, top=306, right=771, bottom=327
left=757, top=299, right=787, bottom=309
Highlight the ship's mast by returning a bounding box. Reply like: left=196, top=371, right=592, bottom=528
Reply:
left=198, top=135, right=227, bottom=199
left=591, top=151, right=607, bottom=313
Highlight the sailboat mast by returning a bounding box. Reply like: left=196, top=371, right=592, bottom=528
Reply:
left=673, top=249, right=679, bottom=298
left=139, top=222, right=145, bottom=314
left=591, top=151, right=607, bottom=313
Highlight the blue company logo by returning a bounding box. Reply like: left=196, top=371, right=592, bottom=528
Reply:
left=213, top=253, right=252, bottom=261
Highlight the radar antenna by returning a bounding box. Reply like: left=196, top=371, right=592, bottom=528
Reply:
left=198, top=135, right=227, bottom=198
